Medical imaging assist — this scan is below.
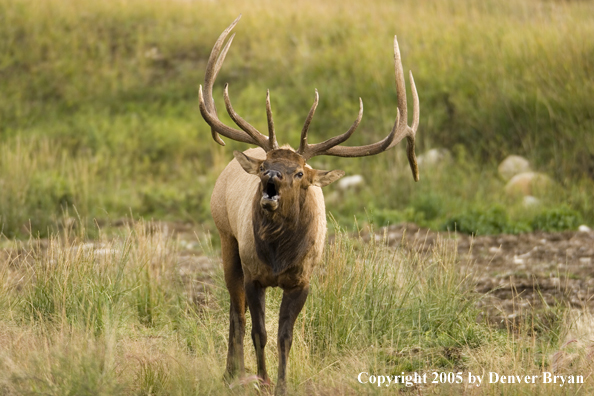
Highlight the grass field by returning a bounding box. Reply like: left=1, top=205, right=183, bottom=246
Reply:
left=1, top=0, right=594, bottom=394
left=1, top=221, right=592, bottom=395
left=1, top=0, right=593, bottom=238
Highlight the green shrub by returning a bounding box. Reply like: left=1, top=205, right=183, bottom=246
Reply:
left=531, top=206, right=583, bottom=232
left=442, top=205, right=531, bottom=235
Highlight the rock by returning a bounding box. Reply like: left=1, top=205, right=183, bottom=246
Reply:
left=513, top=256, right=525, bottom=265
left=417, top=148, right=452, bottom=169
left=522, top=195, right=541, bottom=208
left=578, top=225, right=592, bottom=233
left=498, top=155, right=531, bottom=181
left=504, top=172, right=552, bottom=197
left=324, top=191, right=340, bottom=205
left=338, top=174, right=364, bottom=190
left=144, top=47, right=164, bottom=61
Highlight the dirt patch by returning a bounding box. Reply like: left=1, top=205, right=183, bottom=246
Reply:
left=170, top=220, right=594, bottom=322
left=364, top=223, right=594, bottom=322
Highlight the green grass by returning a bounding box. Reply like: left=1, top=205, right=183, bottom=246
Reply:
left=1, top=0, right=593, bottom=237
left=0, top=220, right=590, bottom=395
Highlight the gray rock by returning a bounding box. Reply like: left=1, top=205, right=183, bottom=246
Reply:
left=504, top=172, right=552, bottom=197
left=338, top=174, right=364, bottom=190
left=522, top=195, right=541, bottom=208
left=417, top=148, right=452, bottom=169
left=498, top=155, right=531, bottom=181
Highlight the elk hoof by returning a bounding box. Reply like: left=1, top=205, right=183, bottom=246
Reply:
left=223, top=369, right=241, bottom=385
left=229, top=374, right=271, bottom=390
left=274, top=381, right=287, bottom=396
left=258, top=376, right=273, bottom=387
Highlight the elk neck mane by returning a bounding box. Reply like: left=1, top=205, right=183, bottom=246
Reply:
left=251, top=186, right=317, bottom=275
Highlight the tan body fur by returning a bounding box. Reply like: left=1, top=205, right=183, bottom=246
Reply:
left=211, top=146, right=339, bottom=395
left=211, top=147, right=325, bottom=289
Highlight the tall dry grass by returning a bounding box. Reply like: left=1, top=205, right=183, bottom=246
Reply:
left=0, top=221, right=592, bottom=394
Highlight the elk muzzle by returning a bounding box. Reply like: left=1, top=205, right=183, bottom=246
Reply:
left=261, top=170, right=282, bottom=211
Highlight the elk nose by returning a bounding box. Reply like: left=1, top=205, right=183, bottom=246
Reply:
left=265, top=170, right=283, bottom=180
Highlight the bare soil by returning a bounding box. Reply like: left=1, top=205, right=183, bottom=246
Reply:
left=169, top=220, right=594, bottom=324
left=364, top=223, right=594, bottom=323
left=168, top=220, right=594, bottom=323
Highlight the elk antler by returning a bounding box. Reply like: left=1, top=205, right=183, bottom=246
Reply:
left=198, top=15, right=278, bottom=151
left=198, top=17, right=420, bottom=181
left=296, top=36, right=419, bottom=181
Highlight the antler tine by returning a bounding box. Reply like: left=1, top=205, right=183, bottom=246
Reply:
left=386, top=37, right=419, bottom=182
left=297, top=89, right=319, bottom=155
left=385, top=59, right=419, bottom=181
left=199, top=15, right=271, bottom=150
left=199, top=86, right=255, bottom=145
left=300, top=98, right=363, bottom=160
left=223, top=84, right=269, bottom=148
left=300, top=35, right=420, bottom=182
left=392, top=36, right=407, bottom=136
left=201, top=15, right=240, bottom=146
left=266, top=90, right=279, bottom=150
left=405, top=71, right=419, bottom=181
left=410, top=71, right=419, bottom=133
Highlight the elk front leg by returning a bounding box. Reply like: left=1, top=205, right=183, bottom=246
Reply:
left=221, top=235, right=246, bottom=380
left=245, top=280, right=270, bottom=384
left=275, top=285, right=309, bottom=396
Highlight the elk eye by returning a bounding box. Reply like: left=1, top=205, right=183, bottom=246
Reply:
left=259, top=165, right=264, bottom=172
left=296, top=171, right=303, bottom=178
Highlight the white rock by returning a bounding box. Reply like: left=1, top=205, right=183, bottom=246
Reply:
left=498, top=155, right=531, bottom=181
left=417, top=148, right=452, bottom=169
left=504, top=172, right=552, bottom=197
left=522, top=195, right=541, bottom=208
left=578, top=225, right=591, bottom=233
left=338, top=174, right=364, bottom=190
left=513, top=256, right=525, bottom=265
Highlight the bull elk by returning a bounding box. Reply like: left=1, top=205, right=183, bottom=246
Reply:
left=198, top=15, right=419, bottom=395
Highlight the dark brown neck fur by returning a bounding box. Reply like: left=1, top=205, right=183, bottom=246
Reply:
left=252, top=189, right=316, bottom=275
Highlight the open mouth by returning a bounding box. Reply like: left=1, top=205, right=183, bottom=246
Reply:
left=261, top=181, right=280, bottom=211
left=263, top=181, right=279, bottom=200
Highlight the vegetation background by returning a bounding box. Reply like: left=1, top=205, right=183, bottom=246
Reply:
left=0, top=0, right=593, bottom=394
left=1, top=0, right=593, bottom=238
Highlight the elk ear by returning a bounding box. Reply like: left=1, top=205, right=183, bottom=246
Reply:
left=233, top=151, right=261, bottom=175
left=310, top=169, right=345, bottom=188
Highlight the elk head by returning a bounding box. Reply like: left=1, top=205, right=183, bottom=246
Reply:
left=234, top=149, right=344, bottom=213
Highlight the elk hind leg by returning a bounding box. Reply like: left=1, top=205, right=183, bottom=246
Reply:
left=221, top=234, right=246, bottom=380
